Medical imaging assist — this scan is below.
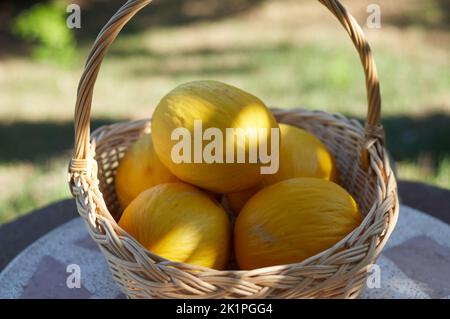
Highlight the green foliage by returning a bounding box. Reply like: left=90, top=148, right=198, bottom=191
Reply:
left=11, top=2, right=76, bottom=65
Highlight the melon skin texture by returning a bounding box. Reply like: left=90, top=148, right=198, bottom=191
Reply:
left=234, top=178, right=361, bottom=270
left=225, top=124, right=338, bottom=214
left=115, top=133, right=178, bottom=209
left=262, top=123, right=338, bottom=186
left=151, top=80, right=279, bottom=194
left=225, top=187, right=261, bottom=216
left=119, top=183, right=231, bottom=270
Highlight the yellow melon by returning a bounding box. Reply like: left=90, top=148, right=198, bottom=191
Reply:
left=224, top=186, right=260, bottom=216
left=151, top=80, right=279, bottom=193
left=262, top=123, right=337, bottom=186
left=119, top=183, right=231, bottom=270
left=234, top=178, right=361, bottom=270
left=115, top=133, right=178, bottom=209
left=225, top=124, right=338, bottom=214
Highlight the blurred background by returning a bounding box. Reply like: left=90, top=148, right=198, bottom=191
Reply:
left=0, top=0, right=449, bottom=225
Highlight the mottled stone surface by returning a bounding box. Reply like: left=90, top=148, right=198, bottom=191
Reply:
left=360, top=205, right=450, bottom=299
left=0, top=218, right=123, bottom=299
left=20, top=256, right=93, bottom=299
left=384, top=236, right=450, bottom=298
left=75, top=235, right=99, bottom=252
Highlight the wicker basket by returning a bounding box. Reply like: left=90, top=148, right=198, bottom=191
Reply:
left=68, top=0, right=399, bottom=299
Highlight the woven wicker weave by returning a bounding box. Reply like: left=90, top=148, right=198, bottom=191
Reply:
left=68, top=0, right=399, bottom=298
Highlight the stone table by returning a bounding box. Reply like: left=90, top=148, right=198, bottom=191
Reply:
left=1, top=204, right=450, bottom=299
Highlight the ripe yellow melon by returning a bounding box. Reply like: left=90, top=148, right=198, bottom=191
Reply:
left=115, top=133, right=178, bottom=209
left=262, top=123, right=337, bottom=185
left=151, top=80, right=279, bottom=193
left=234, top=178, right=361, bottom=270
left=225, top=124, right=338, bottom=214
left=119, top=183, right=231, bottom=270
left=224, top=186, right=260, bottom=216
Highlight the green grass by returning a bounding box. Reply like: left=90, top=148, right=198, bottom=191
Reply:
left=0, top=0, right=449, bottom=225
left=0, top=157, right=70, bottom=224
left=398, top=158, right=450, bottom=189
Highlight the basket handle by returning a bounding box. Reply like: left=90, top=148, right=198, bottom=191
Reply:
left=69, top=0, right=382, bottom=176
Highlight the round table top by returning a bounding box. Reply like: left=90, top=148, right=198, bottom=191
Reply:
left=1, top=205, right=450, bottom=299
